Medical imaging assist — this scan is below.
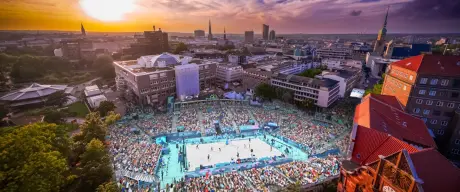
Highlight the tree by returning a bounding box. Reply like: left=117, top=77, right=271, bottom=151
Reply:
left=45, top=91, right=70, bottom=107
left=299, top=99, right=315, bottom=110
left=96, top=182, right=119, bottom=192
left=254, top=83, right=276, bottom=100
left=282, top=91, right=293, bottom=104
left=10, top=55, right=45, bottom=82
left=378, top=73, right=386, bottom=84
left=0, top=123, right=69, bottom=192
left=173, top=42, right=188, bottom=54
left=93, top=55, right=115, bottom=79
left=97, top=101, right=116, bottom=117
left=43, top=111, right=65, bottom=124
left=79, top=112, right=107, bottom=144
left=104, top=111, right=121, bottom=126
left=298, top=68, right=323, bottom=78
left=364, top=83, right=383, bottom=96
left=79, top=139, right=113, bottom=191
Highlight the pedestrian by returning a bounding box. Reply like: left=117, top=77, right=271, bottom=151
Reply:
left=219, top=148, right=221, bottom=152
left=208, top=154, right=210, bottom=161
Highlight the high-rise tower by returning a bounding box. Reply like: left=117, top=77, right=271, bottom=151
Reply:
left=208, top=19, right=213, bottom=40
left=373, top=6, right=389, bottom=54
left=81, top=23, right=86, bottom=36
left=262, top=24, right=269, bottom=40
left=224, top=27, right=226, bottom=40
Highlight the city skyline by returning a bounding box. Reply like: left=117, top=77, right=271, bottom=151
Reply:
left=1, top=0, right=460, bottom=34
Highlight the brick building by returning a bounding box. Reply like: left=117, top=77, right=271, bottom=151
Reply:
left=381, top=54, right=460, bottom=160
left=338, top=94, right=460, bottom=192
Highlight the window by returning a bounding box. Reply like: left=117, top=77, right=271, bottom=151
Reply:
left=421, top=118, right=427, bottom=123
left=419, top=90, right=426, bottom=95
left=431, top=119, right=438, bottom=124
left=452, top=149, right=460, bottom=155
left=420, top=78, right=428, bottom=84
left=409, top=75, right=413, bottom=80
left=429, top=90, right=436, bottom=96
left=445, top=112, right=454, bottom=117
left=452, top=92, right=459, bottom=98
left=454, top=79, right=460, bottom=88
left=403, top=85, right=407, bottom=90
left=430, top=78, right=438, bottom=85
left=413, top=108, right=420, bottom=113
left=439, top=91, right=446, bottom=97
left=433, top=110, right=441, bottom=116
left=426, top=100, right=433, bottom=105
left=436, top=101, right=444, bottom=106
left=416, top=99, right=423, bottom=104
left=455, top=139, right=460, bottom=145
left=448, top=103, right=455, bottom=108
left=441, top=79, right=449, bottom=86
left=437, top=129, right=444, bottom=135
left=441, top=121, right=448, bottom=126
left=423, top=109, right=430, bottom=115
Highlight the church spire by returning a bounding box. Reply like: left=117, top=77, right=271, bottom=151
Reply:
left=208, top=19, right=212, bottom=40
left=81, top=23, right=86, bottom=36
left=224, top=27, right=226, bottom=40
left=383, top=6, right=389, bottom=28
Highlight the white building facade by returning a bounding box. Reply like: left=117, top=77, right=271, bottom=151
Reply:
left=270, top=73, right=340, bottom=108
left=175, top=64, right=200, bottom=101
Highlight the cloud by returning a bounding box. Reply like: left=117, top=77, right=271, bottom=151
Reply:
left=350, top=10, right=362, bottom=16
left=360, top=0, right=380, bottom=3
left=394, top=0, right=460, bottom=20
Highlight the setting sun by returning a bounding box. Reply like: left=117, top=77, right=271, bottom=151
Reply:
left=79, top=0, right=136, bottom=22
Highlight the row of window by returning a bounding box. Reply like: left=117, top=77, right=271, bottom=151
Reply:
left=386, top=77, right=408, bottom=90
left=452, top=149, right=460, bottom=155
left=273, top=78, right=321, bottom=89
left=140, top=83, right=175, bottom=94
left=272, top=80, right=320, bottom=94
left=150, top=78, right=174, bottom=85
left=420, top=78, right=449, bottom=86
left=391, top=69, right=413, bottom=81
left=417, top=89, right=460, bottom=98
left=419, top=116, right=449, bottom=126
left=415, top=99, right=457, bottom=108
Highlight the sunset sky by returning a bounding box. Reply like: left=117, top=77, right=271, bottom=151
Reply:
left=1, top=0, right=459, bottom=34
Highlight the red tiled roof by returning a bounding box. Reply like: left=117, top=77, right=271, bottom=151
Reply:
left=351, top=126, right=418, bottom=165
left=354, top=94, right=437, bottom=148
left=363, top=94, right=404, bottom=110
left=391, top=54, right=460, bottom=76
left=410, top=148, right=460, bottom=192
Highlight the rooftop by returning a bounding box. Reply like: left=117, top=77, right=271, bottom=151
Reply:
left=0, top=83, right=68, bottom=102
left=244, top=68, right=273, bottom=77
left=114, top=53, right=213, bottom=76
left=409, top=148, right=460, bottom=192
left=354, top=94, right=436, bottom=148
left=273, top=73, right=339, bottom=88
left=323, top=68, right=360, bottom=79
left=391, top=54, right=460, bottom=76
